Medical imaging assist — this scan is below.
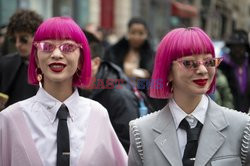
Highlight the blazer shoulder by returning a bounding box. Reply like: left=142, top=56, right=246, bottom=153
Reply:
left=221, top=106, right=250, bottom=123
left=129, top=109, right=163, bottom=128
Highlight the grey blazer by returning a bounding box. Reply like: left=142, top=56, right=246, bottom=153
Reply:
left=128, top=98, right=250, bottom=166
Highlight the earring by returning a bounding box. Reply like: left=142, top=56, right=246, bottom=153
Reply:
left=37, top=74, right=43, bottom=88
left=36, top=68, right=43, bottom=88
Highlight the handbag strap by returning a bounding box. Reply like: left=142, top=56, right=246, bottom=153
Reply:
left=241, top=118, right=250, bottom=166
left=130, top=121, right=144, bottom=163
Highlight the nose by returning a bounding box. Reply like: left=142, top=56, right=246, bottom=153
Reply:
left=15, top=38, right=21, bottom=48
left=51, top=48, right=63, bottom=59
left=196, top=63, right=208, bottom=75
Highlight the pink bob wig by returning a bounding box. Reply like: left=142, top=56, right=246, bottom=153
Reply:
left=150, top=27, right=216, bottom=99
left=28, top=16, right=91, bottom=88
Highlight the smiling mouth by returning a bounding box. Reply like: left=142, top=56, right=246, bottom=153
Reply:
left=49, top=63, right=66, bottom=72
left=193, top=79, right=208, bottom=86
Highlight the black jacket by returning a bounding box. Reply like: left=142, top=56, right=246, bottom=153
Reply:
left=104, top=37, right=154, bottom=73
left=0, top=53, right=38, bottom=107
left=79, top=61, right=152, bottom=152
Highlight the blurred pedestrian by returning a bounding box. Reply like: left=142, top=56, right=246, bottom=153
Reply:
left=79, top=30, right=153, bottom=152
left=105, top=17, right=167, bottom=111
left=0, top=16, right=127, bottom=166
left=128, top=27, right=250, bottom=166
left=220, top=29, right=250, bottom=113
left=105, top=17, right=154, bottom=79
left=0, top=9, right=43, bottom=110
left=212, top=69, right=234, bottom=109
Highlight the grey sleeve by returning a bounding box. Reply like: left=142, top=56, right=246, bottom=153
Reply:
left=241, top=119, right=250, bottom=166
left=128, top=121, right=143, bottom=166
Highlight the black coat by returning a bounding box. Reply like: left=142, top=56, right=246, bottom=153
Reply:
left=79, top=61, right=152, bottom=152
left=104, top=37, right=155, bottom=73
left=0, top=53, right=38, bottom=107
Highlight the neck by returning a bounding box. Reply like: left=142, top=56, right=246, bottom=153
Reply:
left=130, top=47, right=140, bottom=52
left=173, top=91, right=202, bottom=114
left=43, top=80, right=73, bottom=102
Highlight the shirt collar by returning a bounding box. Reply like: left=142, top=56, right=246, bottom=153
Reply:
left=34, top=87, right=80, bottom=123
left=169, top=95, right=208, bottom=129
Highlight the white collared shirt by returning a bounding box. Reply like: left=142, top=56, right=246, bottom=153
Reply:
left=20, top=88, right=91, bottom=166
left=169, top=95, right=208, bottom=157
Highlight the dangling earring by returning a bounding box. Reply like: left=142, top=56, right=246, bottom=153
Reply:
left=37, top=74, right=43, bottom=88
left=36, top=68, right=43, bottom=88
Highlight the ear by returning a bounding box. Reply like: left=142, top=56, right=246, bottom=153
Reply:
left=168, top=70, right=173, bottom=82
left=92, top=57, right=101, bottom=67
left=91, top=57, right=101, bottom=76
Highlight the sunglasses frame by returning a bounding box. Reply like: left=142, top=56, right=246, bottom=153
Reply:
left=175, top=57, right=223, bottom=70
left=34, top=42, right=82, bottom=54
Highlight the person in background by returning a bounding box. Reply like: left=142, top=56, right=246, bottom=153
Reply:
left=105, top=17, right=154, bottom=79
left=105, top=17, right=167, bottom=111
left=128, top=27, right=250, bottom=166
left=80, top=30, right=152, bottom=152
left=212, top=69, right=234, bottom=109
left=0, top=16, right=127, bottom=166
left=220, top=29, right=250, bottom=113
left=84, top=23, right=110, bottom=50
left=0, top=10, right=43, bottom=110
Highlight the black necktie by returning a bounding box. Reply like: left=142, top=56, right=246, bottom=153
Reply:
left=179, top=118, right=203, bottom=166
left=56, top=104, right=70, bottom=166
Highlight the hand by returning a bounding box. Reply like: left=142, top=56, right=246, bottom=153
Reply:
left=0, top=93, right=9, bottom=111
left=132, top=68, right=150, bottom=79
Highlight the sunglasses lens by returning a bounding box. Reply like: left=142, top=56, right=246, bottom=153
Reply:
left=182, top=60, right=194, bottom=69
left=205, top=59, right=215, bottom=67
left=40, top=42, right=55, bottom=52
left=60, top=43, right=77, bottom=53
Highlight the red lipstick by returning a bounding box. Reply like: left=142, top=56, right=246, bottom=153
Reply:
left=49, top=62, right=66, bottom=73
left=193, top=79, right=208, bottom=86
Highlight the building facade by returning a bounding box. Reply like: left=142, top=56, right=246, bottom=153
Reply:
left=0, top=0, right=250, bottom=43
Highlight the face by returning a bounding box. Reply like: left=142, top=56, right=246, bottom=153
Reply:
left=169, top=54, right=220, bottom=97
left=35, top=40, right=81, bottom=86
left=91, top=57, right=101, bottom=77
left=12, top=32, right=33, bottom=58
left=229, top=44, right=246, bottom=65
left=128, top=23, right=148, bottom=49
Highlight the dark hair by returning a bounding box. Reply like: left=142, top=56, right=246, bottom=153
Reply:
left=7, top=9, right=43, bottom=37
left=127, top=17, right=148, bottom=31
left=83, top=29, right=105, bottom=59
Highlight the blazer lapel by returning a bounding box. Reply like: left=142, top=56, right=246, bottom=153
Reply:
left=153, top=106, right=183, bottom=166
left=195, top=98, right=228, bottom=166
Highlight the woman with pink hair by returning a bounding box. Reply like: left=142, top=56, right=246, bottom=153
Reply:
left=0, top=17, right=127, bottom=166
left=128, top=27, right=250, bottom=166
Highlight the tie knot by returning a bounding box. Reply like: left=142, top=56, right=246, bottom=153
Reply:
left=179, top=118, right=203, bottom=142
left=179, top=118, right=190, bottom=130
left=57, top=104, right=69, bottom=120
